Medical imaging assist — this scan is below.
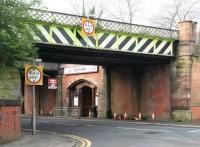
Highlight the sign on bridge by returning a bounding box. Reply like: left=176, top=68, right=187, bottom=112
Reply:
left=81, top=18, right=95, bottom=36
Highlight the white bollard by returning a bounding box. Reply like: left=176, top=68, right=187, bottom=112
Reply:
left=138, top=112, right=142, bottom=120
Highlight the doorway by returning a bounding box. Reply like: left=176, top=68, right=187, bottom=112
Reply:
left=81, top=86, right=92, bottom=117
left=68, top=79, right=97, bottom=117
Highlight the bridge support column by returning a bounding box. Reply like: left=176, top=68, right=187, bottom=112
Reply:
left=171, top=21, right=197, bottom=122
left=98, top=67, right=111, bottom=118
left=55, top=68, right=63, bottom=115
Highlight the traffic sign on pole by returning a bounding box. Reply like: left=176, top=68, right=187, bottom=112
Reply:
left=25, top=64, right=43, bottom=85
left=24, top=60, right=43, bottom=135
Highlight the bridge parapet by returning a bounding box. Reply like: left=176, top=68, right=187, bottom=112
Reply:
left=29, top=9, right=178, bottom=40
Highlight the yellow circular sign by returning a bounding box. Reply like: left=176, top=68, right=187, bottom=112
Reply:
left=82, top=18, right=95, bottom=36
left=26, top=67, right=42, bottom=83
left=25, top=65, right=43, bottom=85
left=83, top=19, right=95, bottom=35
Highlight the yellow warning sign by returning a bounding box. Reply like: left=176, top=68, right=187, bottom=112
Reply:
left=25, top=64, right=43, bottom=85
left=81, top=18, right=95, bottom=36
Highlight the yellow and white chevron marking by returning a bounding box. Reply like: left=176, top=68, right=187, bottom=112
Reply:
left=31, top=23, right=174, bottom=56
left=51, top=27, right=68, bottom=44
left=132, top=38, right=148, bottom=52
left=98, top=33, right=117, bottom=50
left=155, top=40, right=168, bottom=54
left=143, top=40, right=157, bottom=53
left=163, top=42, right=173, bottom=55
left=52, top=27, right=74, bottom=45
left=36, top=24, right=54, bottom=43
left=75, top=30, right=96, bottom=47
left=29, top=25, right=41, bottom=42
left=118, top=35, right=137, bottom=51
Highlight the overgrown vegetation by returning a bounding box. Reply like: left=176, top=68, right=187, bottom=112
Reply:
left=0, top=0, right=41, bottom=66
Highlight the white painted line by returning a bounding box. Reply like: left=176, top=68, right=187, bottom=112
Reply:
left=189, top=130, right=200, bottom=133
left=85, top=125, right=93, bottom=127
left=55, top=123, right=78, bottom=126
left=117, top=127, right=175, bottom=133
left=40, top=120, right=49, bottom=123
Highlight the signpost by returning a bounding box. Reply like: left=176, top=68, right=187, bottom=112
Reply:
left=25, top=59, right=43, bottom=135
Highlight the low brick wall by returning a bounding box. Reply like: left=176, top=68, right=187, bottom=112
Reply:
left=0, top=100, right=21, bottom=143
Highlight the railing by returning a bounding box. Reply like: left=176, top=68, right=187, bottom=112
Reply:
left=29, top=9, right=178, bottom=39
left=53, top=107, right=80, bottom=118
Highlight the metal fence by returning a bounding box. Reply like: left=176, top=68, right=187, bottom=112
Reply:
left=29, top=9, right=178, bottom=39
left=53, top=107, right=80, bottom=118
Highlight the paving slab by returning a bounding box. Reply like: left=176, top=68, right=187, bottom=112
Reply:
left=0, top=130, right=80, bottom=147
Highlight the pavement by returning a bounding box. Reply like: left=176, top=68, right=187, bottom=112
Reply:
left=1, top=129, right=81, bottom=147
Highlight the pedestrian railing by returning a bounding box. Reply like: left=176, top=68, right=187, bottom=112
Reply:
left=53, top=107, right=81, bottom=118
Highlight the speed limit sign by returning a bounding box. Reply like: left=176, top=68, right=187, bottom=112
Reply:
left=81, top=18, right=95, bottom=36
left=25, top=64, right=43, bottom=85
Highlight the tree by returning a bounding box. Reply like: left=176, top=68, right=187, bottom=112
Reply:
left=108, top=0, right=140, bottom=24
left=70, top=0, right=106, bottom=19
left=0, top=0, right=41, bottom=66
left=152, top=0, right=200, bottom=29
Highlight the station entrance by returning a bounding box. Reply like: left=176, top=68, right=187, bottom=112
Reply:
left=68, top=79, right=97, bottom=117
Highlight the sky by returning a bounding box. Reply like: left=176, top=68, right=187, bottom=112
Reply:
left=40, top=0, right=164, bottom=26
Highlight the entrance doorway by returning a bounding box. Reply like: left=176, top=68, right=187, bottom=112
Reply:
left=82, top=86, right=92, bottom=117
left=68, top=79, right=97, bottom=117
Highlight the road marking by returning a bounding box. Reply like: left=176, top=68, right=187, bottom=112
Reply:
left=64, top=134, right=92, bottom=147
left=117, top=127, right=175, bottom=133
left=189, top=130, right=200, bottom=133
left=55, top=123, right=78, bottom=126
left=85, top=125, right=93, bottom=127
left=23, top=128, right=92, bottom=147
left=40, top=121, right=78, bottom=126
left=40, top=120, right=49, bottom=123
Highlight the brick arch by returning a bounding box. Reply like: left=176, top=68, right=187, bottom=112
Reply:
left=68, top=79, right=96, bottom=90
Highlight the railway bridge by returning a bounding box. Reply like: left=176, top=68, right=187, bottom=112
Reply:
left=23, top=9, right=199, bottom=122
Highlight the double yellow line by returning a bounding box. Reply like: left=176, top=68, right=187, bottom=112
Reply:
left=23, top=129, right=92, bottom=147
left=64, top=134, right=92, bottom=147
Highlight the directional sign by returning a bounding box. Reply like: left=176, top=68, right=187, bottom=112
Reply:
left=25, top=64, right=43, bottom=85
left=81, top=18, right=95, bottom=36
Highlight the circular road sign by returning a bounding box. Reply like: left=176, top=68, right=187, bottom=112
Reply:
left=27, top=66, right=42, bottom=83
left=82, top=19, right=95, bottom=35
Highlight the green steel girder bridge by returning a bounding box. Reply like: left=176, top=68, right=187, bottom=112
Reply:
left=29, top=9, right=178, bottom=65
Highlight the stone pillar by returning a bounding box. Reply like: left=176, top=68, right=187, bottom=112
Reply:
left=171, top=21, right=197, bottom=122
left=92, top=87, right=95, bottom=106
left=98, top=67, right=111, bottom=118
left=55, top=68, right=63, bottom=115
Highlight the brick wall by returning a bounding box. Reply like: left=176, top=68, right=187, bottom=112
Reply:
left=24, top=77, right=56, bottom=116
left=111, top=67, right=139, bottom=117
left=140, top=65, right=171, bottom=121
left=111, top=65, right=171, bottom=121
left=0, top=104, right=21, bottom=143
left=191, top=61, right=200, bottom=121
left=0, top=66, right=21, bottom=143
left=61, top=64, right=104, bottom=116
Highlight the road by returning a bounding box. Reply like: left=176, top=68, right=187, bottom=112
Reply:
left=22, top=117, right=200, bottom=147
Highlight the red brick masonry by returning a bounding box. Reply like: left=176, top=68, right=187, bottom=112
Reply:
left=0, top=100, right=21, bottom=143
